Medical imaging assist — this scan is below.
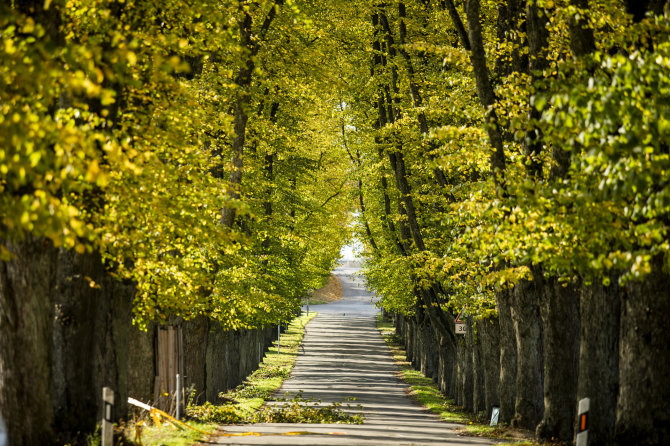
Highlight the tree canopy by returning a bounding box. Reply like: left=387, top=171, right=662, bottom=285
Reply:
left=2, top=0, right=669, bottom=328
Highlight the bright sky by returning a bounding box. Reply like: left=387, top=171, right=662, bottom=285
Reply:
left=340, top=239, right=363, bottom=261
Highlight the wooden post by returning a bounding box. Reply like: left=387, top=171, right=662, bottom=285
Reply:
left=102, top=387, right=114, bottom=446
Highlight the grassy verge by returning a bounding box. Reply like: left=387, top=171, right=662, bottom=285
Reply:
left=376, top=315, right=541, bottom=446
left=221, top=311, right=318, bottom=419
left=125, top=311, right=317, bottom=446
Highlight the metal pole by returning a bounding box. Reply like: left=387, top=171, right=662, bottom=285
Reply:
left=277, top=324, right=281, bottom=354
left=102, top=387, right=114, bottom=446
left=176, top=374, right=182, bottom=420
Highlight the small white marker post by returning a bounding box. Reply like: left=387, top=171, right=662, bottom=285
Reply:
left=490, top=406, right=500, bottom=426
left=176, top=374, right=182, bottom=420
left=102, top=387, right=114, bottom=446
left=576, top=397, right=590, bottom=446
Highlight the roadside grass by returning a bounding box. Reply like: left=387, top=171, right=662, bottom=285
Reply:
left=376, top=315, right=541, bottom=446
left=222, top=311, right=318, bottom=419
left=129, top=420, right=215, bottom=446
left=124, top=311, right=317, bottom=446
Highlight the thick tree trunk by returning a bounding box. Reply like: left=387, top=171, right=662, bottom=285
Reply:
left=510, top=277, right=544, bottom=430
left=419, top=317, right=437, bottom=380
left=456, top=336, right=465, bottom=406
left=470, top=318, right=486, bottom=415
left=450, top=349, right=459, bottom=399
left=225, top=330, right=242, bottom=390
left=412, top=316, right=421, bottom=370
left=460, top=329, right=474, bottom=412
left=51, top=250, right=134, bottom=437
left=576, top=277, right=620, bottom=445
left=0, top=6, right=60, bottom=444
left=615, top=260, right=670, bottom=445
left=0, top=237, right=56, bottom=446
left=405, top=316, right=415, bottom=364
left=184, top=317, right=210, bottom=404
left=496, top=288, right=517, bottom=424
left=205, top=323, right=228, bottom=402
left=536, top=275, right=580, bottom=442
left=127, top=323, right=156, bottom=403
left=478, top=316, right=500, bottom=419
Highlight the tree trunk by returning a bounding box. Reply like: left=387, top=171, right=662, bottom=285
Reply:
left=184, top=317, right=210, bottom=404
left=464, top=0, right=506, bottom=193
left=51, top=250, right=134, bottom=437
left=221, top=12, right=253, bottom=228
left=496, top=288, right=517, bottom=424
left=478, top=316, right=501, bottom=419
left=568, top=0, right=596, bottom=59
left=412, top=315, right=421, bottom=370
left=615, top=259, right=670, bottom=445
left=225, top=330, right=242, bottom=390
left=471, top=318, right=486, bottom=415
left=221, top=3, right=281, bottom=227
left=0, top=6, right=61, bottom=443
left=576, top=277, right=620, bottom=445
left=428, top=314, right=457, bottom=398
left=0, top=237, right=56, bottom=446
left=127, top=323, right=156, bottom=403
left=205, top=322, right=228, bottom=402
left=405, top=316, right=415, bottom=365
left=536, top=275, right=580, bottom=442
left=456, top=336, right=465, bottom=407
left=420, top=316, right=437, bottom=380
left=510, top=277, right=544, bottom=430
left=524, top=1, right=550, bottom=177
left=461, top=328, right=474, bottom=412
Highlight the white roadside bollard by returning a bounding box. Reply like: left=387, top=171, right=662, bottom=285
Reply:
left=576, top=397, right=590, bottom=446
left=0, top=415, right=7, bottom=446
left=102, top=387, right=114, bottom=446
left=489, top=405, right=500, bottom=426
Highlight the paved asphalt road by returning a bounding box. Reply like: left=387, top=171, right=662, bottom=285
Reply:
left=209, top=265, right=493, bottom=445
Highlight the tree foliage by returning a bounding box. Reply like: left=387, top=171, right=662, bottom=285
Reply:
left=337, top=0, right=670, bottom=321
left=3, top=0, right=669, bottom=337
left=1, top=0, right=353, bottom=329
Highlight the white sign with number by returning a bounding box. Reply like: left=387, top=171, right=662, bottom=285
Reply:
left=455, top=322, right=466, bottom=334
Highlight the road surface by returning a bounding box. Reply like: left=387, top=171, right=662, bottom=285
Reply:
left=210, top=265, right=493, bottom=445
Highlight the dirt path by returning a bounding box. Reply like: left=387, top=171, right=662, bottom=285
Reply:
left=210, top=266, right=493, bottom=445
